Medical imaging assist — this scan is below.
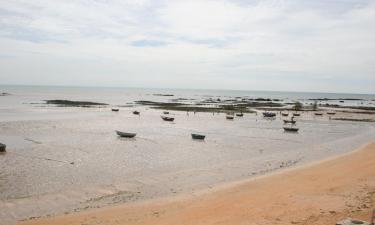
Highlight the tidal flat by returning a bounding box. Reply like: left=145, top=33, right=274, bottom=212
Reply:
left=1, top=86, right=375, bottom=224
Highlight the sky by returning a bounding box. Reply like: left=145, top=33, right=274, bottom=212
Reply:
left=0, top=0, right=374, bottom=94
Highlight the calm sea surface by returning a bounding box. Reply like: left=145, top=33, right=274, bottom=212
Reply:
left=1, top=85, right=374, bottom=110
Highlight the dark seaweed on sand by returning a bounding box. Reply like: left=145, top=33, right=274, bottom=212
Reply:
left=45, top=100, right=108, bottom=107
left=134, top=100, right=256, bottom=113
left=331, top=118, right=375, bottom=122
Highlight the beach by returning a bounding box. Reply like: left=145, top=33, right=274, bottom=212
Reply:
left=2, top=0, right=375, bottom=224
left=15, top=140, right=375, bottom=225
left=1, top=86, right=375, bottom=224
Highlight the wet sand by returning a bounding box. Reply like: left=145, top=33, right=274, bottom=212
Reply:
left=16, top=141, right=375, bottom=225
left=1, top=107, right=375, bottom=224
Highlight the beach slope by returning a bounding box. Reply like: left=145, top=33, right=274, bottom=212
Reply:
left=17, top=141, right=375, bottom=225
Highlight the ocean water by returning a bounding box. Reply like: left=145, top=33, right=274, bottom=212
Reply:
left=0, top=85, right=374, bottom=117
left=1, top=84, right=375, bottom=106
left=0, top=85, right=375, bottom=224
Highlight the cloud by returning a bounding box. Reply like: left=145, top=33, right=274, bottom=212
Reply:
left=0, top=0, right=374, bottom=93
left=131, top=39, right=168, bottom=47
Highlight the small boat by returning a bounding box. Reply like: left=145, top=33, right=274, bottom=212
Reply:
left=281, top=113, right=289, bottom=116
left=191, top=133, right=205, bottom=140
left=161, top=116, right=174, bottom=121
left=283, top=127, right=299, bottom=132
left=0, top=143, right=6, bottom=152
left=116, top=130, right=136, bottom=138
left=163, top=111, right=170, bottom=114
left=283, top=119, right=296, bottom=124
left=111, top=108, right=119, bottom=112
left=236, top=113, right=244, bottom=117
left=133, top=111, right=140, bottom=115
left=327, top=112, right=336, bottom=115
left=293, top=113, right=301, bottom=116
left=263, top=112, right=276, bottom=117
left=226, top=115, right=234, bottom=120
left=314, top=112, right=323, bottom=116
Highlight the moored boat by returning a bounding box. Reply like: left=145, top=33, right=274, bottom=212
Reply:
left=161, top=116, right=175, bottom=121
left=282, top=112, right=289, bottom=116
left=115, top=130, right=136, bottom=138
left=111, top=108, right=119, bottom=112
left=293, top=113, right=301, bottom=116
left=327, top=112, right=336, bottom=115
left=283, top=127, right=299, bottom=132
left=236, top=113, right=244, bottom=117
left=0, top=143, right=6, bottom=152
left=133, top=111, right=140, bottom=115
left=263, top=112, right=276, bottom=117
left=226, top=115, right=234, bottom=120
left=314, top=112, right=323, bottom=116
left=191, top=133, right=205, bottom=140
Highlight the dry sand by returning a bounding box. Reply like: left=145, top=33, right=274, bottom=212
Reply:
left=16, top=141, right=375, bottom=225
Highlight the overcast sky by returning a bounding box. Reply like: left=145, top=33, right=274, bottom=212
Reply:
left=0, top=0, right=374, bottom=94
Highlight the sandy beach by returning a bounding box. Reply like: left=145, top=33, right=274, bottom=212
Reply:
left=2, top=0, right=375, bottom=224
left=15, top=140, right=375, bottom=225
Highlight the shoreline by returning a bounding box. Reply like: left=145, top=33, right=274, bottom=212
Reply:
left=15, top=140, right=375, bottom=225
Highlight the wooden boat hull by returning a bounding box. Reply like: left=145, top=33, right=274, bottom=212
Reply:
left=263, top=112, right=276, bottom=117
left=133, top=111, right=140, bottom=115
left=116, top=131, right=136, bottom=138
left=282, top=113, right=289, bottom=116
left=283, top=127, right=299, bottom=132
left=0, top=143, right=6, bottom=152
left=161, top=116, right=174, bottom=121
left=293, top=113, right=300, bottom=116
left=327, top=112, right=336, bottom=115
left=236, top=113, right=243, bottom=117
left=111, top=108, right=119, bottom=112
left=191, top=134, right=205, bottom=140
left=226, top=116, right=234, bottom=120
left=314, top=113, right=323, bottom=116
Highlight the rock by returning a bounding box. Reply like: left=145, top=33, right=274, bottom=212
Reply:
left=336, top=218, right=370, bottom=225
left=0, top=143, right=6, bottom=152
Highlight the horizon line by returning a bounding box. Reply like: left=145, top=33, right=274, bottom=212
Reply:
left=0, top=83, right=374, bottom=96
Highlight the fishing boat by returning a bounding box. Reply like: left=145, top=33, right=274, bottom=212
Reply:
left=191, top=133, right=205, bottom=140
left=263, top=112, right=276, bottom=117
left=161, top=116, right=174, bottom=121
left=327, top=112, right=336, bottom=115
left=283, top=127, right=299, bottom=132
left=111, top=108, right=119, bottom=112
left=133, top=111, right=140, bottom=115
left=0, top=143, right=6, bottom=152
left=116, top=130, right=136, bottom=138
left=314, top=112, right=323, bottom=116
left=236, top=113, right=244, bottom=117
left=293, top=113, right=301, bottom=116
left=282, top=112, right=289, bottom=116
left=283, top=119, right=296, bottom=124
left=163, top=111, right=169, bottom=114
left=226, top=115, right=234, bottom=120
